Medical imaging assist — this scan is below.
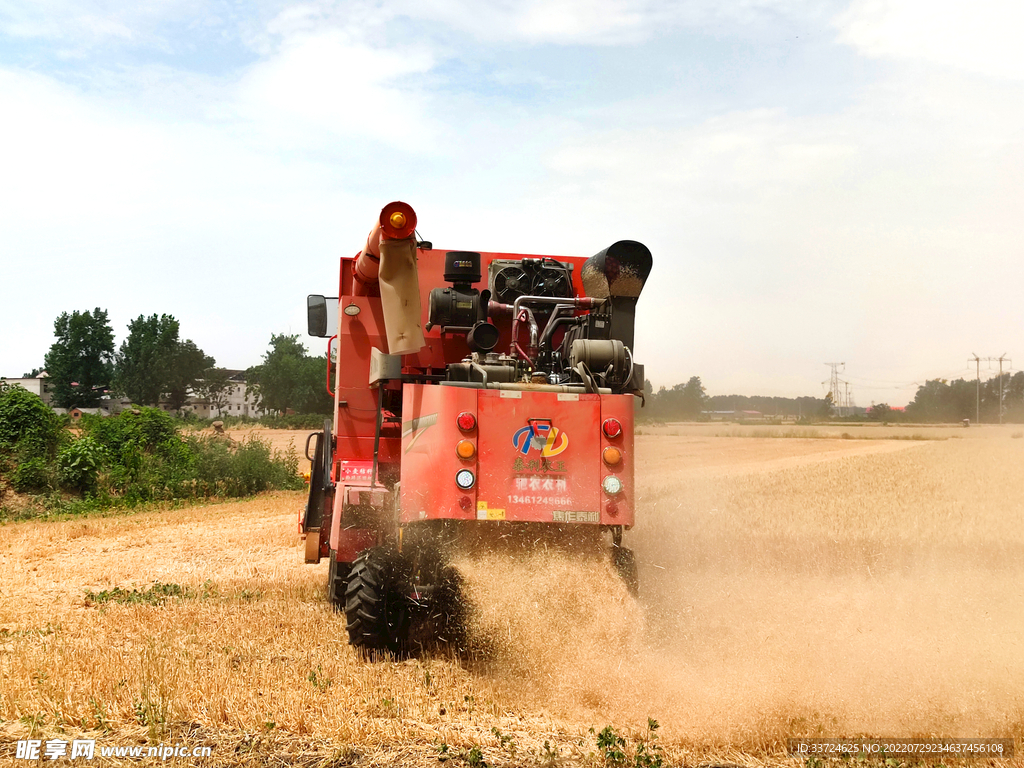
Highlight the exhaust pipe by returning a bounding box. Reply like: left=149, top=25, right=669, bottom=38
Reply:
left=581, top=240, right=652, bottom=352
left=353, top=202, right=425, bottom=356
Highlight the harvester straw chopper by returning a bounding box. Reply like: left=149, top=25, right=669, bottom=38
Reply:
left=302, top=201, right=652, bottom=654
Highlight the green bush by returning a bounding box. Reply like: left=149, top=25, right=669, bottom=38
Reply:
left=188, top=435, right=303, bottom=496
left=2, top=400, right=302, bottom=515
left=0, top=383, right=62, bottom=458
left=76, top=408, right=303, bottom=504
left=58, top=436, right=106, bottom=493
left=11, top=456, right=53, bottom=492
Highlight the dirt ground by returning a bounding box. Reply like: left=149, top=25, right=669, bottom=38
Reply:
left=2, top=430, right=1023, bottom=766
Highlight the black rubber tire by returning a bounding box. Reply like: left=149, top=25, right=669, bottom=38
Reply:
left=613, top=546, right=639, bottom=597
left=327, top=550, right=351, bottom=611
left=433, top=565, right=468, bottom=651
left=345, top=547, right=411, bottom=654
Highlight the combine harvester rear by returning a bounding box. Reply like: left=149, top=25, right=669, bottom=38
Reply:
left=302, top=202, right=652, bottom=654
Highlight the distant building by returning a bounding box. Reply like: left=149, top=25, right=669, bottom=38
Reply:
left=4, top=370, right=265, bottom=420
left=185, top=370, right=265, bottom=419
left=69, top=407, right=111, bottom=421
left=705, top=410, right=736, bottom=421
left=0, top=372, right=54, bottom=406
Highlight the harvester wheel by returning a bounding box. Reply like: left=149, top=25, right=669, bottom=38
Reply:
left=434, top=565, right=468, bottom=650
left=327, top=549, right=351, bottom=611
left=613, top=546, right=639, bottom=597
left=345, top=547, right=411, bottom=655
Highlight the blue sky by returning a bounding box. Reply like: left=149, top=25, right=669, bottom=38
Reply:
left=2, top=0, right=1022, bottom=406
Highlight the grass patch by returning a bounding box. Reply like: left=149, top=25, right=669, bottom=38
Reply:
left=84, top=579, right=261, bottom=607
left=85, top=581, right=193, bottom=606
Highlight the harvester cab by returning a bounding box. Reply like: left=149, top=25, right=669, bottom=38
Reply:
left=301, top=201, right=652, bottom=654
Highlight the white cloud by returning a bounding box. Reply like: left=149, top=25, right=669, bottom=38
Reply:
left=3, top=0, right=1023, bottom=405
left=295, top=0, right=831, bottom=47
left=235, top=29, right=437, bottom=149
left=836, top=0, right=1024, bottom=80
left=0, top=65, right=373, bottom=374
left=0, top=0, right=218, bottom=50
left=531, top=68, right=1024, bottom=399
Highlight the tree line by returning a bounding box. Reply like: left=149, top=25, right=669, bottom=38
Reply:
left=902, top=373, right=1024, bottom=423
left=25, top=308, right=332, bottom=416
left=641, top=374, right=1024, bottom=424
left=29, top=310, right=1023, bottom=424
left=641, top=376, right=831, bottom=421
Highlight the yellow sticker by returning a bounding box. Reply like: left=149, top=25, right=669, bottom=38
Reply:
left=487, top=508, right=506, bottom=520
left=477, top=501, right=487, bottom=510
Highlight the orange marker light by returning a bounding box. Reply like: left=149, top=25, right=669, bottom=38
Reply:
left=380, top=201, right=417, bottom=239
left=456, top=440, right=476, bottom=460
left=603, top=446, right=622, bottom=465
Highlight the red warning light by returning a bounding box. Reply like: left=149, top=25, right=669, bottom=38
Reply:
left=602, top=418, right=622, bottom=439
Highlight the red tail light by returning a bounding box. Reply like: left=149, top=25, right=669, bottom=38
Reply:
left=602, top=418, right=622, bottom=438
left=457, top=412, right=477, bottom=432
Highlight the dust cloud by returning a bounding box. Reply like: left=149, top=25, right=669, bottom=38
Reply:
left=453, top=443, right=1024, bottom=749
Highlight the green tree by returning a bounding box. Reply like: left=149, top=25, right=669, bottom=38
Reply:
left=906, top=378, right=977, bottom=423
left=196, top=367, right=234, bottom=415
left=43, top=308, right=115, bottom=408
left=679, top=375, right=707, bottom=418
left=165, top=340, right=215, bottom=411
left=647, top=375, right=708, bottom=420
left=246, top=334, right=332, bottom=415
left=114, top=314, right=211, bottom=409
left=819, top=392, right=834, bottom=419
left=1005, top=372, right=1024, bottom=423
left=869, top=402, right=893, bottom=421
left=114, top=314, right=180, bottom=405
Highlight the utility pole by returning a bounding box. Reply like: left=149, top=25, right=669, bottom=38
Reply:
left=971, top=353, right=980, bottom=424
left=969, top=354, right=1009, bottom=424
left=999, top=354, right=1011, bottom=424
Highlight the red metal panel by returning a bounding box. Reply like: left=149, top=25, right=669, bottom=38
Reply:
left=329, top=483, right=377, bottom=562
left=397, top=386, right=637, bottom=526
left=399, top=384, right=479, bottom=524
left=477, top=390, right=602, bottom=523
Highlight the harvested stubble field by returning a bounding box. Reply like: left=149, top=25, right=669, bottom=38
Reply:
left=2, top=428, right=1024, bottom=766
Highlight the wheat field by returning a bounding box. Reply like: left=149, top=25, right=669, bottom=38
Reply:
left=2, top=429, right=1023, bottom=766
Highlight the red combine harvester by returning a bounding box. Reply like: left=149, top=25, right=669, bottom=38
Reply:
left=302, top=201, right=652, bottom=654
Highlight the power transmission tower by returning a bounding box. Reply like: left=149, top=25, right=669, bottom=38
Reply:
left=824, top=362, right=844, bottom=416
left=999, top=354, right=1011, bottom=424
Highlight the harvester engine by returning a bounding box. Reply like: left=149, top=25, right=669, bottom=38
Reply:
left=301, top=202, right=652, bottom=655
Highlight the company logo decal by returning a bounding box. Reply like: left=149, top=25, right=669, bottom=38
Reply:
left=512, top=423, right=569, bottom=457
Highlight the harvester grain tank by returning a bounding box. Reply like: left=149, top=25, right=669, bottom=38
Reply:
left=302, top=202, right=652, bottom=653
